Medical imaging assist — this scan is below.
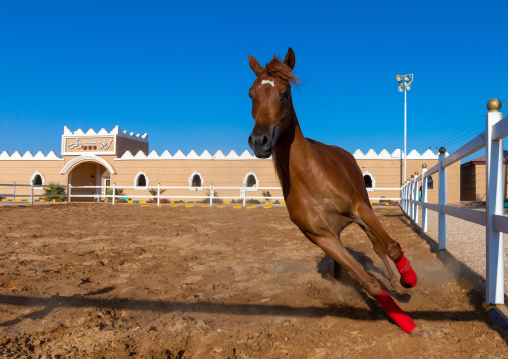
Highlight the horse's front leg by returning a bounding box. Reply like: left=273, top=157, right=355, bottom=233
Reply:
left=354, top=203, right=418, bottom=289
left=305, top=232, right=421, bottom=335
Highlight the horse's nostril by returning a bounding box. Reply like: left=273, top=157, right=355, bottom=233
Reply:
left=248, top=135, right=253, bottom=146
left=262, top=135, right=269, bottom=146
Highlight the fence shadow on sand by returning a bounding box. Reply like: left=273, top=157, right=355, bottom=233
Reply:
left=382, top=209, right=508, bottom=338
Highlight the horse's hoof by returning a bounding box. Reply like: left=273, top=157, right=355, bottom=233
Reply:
left=400, top=273, right=418, bottom=288
left=410, top=327, right=433, bottom=338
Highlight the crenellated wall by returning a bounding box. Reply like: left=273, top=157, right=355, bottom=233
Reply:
left=112, top=148, right=441, bottom=161
left=0, top=125, right=460, bottom=203
left=0, top=147, right=442, bottom=161
left=0, top=148, right=460, bottom=203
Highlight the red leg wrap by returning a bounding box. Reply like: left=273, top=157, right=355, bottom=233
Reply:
left=375, top=291, right=416, bottom=333
left=394, top=251, right=417, bottom=287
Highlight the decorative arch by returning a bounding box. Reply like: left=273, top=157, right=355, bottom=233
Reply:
left=134, top=171, right=149, bottom=189
left=30, top=171, right=45, bottom=189
left=243, top=171, right=259, bottom=191
left=363, top=171, right=376, bottom=191
left=60, top=155, right=116, bottom=175
left=189, top=171, right=204, bottom=190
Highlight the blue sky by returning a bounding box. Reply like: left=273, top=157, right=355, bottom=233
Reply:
left=1, top=1, right=507, bottom=160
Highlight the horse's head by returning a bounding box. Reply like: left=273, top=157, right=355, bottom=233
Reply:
left=247, top=48, right=298, bottom=158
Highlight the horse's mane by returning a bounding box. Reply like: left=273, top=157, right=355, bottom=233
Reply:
left=265, top=56, right=301, bottom=86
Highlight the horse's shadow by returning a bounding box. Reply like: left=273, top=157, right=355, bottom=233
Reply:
left=315, top=249, right=411, bottom=304
left=0, top=286, right=117, bottom=327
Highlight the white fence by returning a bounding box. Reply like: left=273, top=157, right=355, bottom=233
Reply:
left=367, top=188, right=401, bottom=202
left=0, top=182, right=401, bottom=207
left=0, top=183, right=284, bottom=207
left=401, top=98, right=506, bottom=305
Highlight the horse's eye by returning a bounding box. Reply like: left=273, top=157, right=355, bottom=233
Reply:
left=282, top=92, right=291, bottom=102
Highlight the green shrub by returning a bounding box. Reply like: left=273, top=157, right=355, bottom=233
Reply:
left=105, top=188, right=125, bottom=197
left=43, top=183, right=66, bottom=202
left=201, top=190, right=223, bottom=204
left=148, top=188, right=166, bottom=197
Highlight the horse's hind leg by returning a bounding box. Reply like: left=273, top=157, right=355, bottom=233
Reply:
left=305, top=232, right=417, bottom=334
left=363, top=229, right=399, bottom=288
left=355, top=203, right=418, bottom=288
left=307, top=233, right=386, bottom=297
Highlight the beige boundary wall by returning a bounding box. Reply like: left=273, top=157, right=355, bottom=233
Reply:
left=0, top=126, right=461, bottom=203
left=461, top=160, right=508, bottom=202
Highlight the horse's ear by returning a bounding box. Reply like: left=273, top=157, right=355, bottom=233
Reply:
left=248, top=55, right=264, bottom=76
left=284, top=47, right=295, bottom=70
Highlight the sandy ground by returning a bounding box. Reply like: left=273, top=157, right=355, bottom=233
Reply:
left=413, top=206, right=508, bottom=295
left=0, top=204, right=507, bottom=358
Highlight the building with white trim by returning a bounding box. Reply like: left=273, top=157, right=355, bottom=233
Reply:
left=0, top=126, right=461, bottom=203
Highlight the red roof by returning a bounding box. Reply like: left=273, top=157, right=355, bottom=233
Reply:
left=461, top=150, right=508, bottom=166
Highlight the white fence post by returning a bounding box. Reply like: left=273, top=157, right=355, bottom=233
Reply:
left=209, top=185, right=213, bottom=207
left=404, top=182, right=408, bottom=214
left=404, top=181, right=411, bottom=217
left=243, top=186, right=246, bottom=207
left=404, top=180, right=410, bottom=216
left=406, top=182, right=409, bottom=214
left=112, top=183, right=116, bottom=205
left=401, top=182, right=406, bottom=214
left=30, top=182, right=34, bottom=206
left=438, top=147, right=447, bottom=250
left=485, top=99, right=504, bottom=304
left=157, top=183, right=160, bottom=206
left=409, top=179, right=415, bottom=222
left=68, top=183, right=71, bottom=203
left=413, top=173, right=419, bottom=224
left=404, top=181, right=408, bottom=215
left=401, top=183, right=405, bottom=213
left=422, top=165, right=428, bottom=233
left=409, top=178, right=412, bottom=220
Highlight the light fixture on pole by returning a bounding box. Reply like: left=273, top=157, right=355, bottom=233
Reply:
left=396, top=73, right=413, bottom=184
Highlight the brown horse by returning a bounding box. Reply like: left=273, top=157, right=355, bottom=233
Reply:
left=247, top=48, right=426, bottom=336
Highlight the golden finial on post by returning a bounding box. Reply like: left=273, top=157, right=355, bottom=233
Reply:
left=439, top=147, right=446, bottom=154
left=422, top=163, right=427, bottom=169
left=487, top=98, right=502, bottom=112
left=414, top=171, right=418, bottom=175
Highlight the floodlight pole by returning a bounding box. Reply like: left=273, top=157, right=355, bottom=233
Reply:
left=404, top=88, right=407, bottom=183
left=396, top=74, right=413, bottom=184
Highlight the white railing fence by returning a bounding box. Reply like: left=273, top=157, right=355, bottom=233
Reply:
left=367, top=187, right=402, bottom=202
left=401, top=98, right=506, bottom=305
left=1, top=183, right=400, bottom=207
left=0, top=183, right=283, bottom=207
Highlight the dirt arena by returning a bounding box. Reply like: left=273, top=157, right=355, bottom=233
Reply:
left=0, top=204, right=507, bottom=358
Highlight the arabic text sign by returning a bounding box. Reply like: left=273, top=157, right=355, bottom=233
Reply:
left=65, top=137, right=115, bottom=152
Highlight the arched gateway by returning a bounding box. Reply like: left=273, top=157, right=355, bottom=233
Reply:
left=64, top=159, right=111, bottom=202
left=59, top=126, right=148, bottom=202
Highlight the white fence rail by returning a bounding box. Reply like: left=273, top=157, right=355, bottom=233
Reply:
left=401, top=98, right=506, bottom=305
left=0, top=183, right=284, bottom=207
left=1, top=183, right=400, bottom=207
